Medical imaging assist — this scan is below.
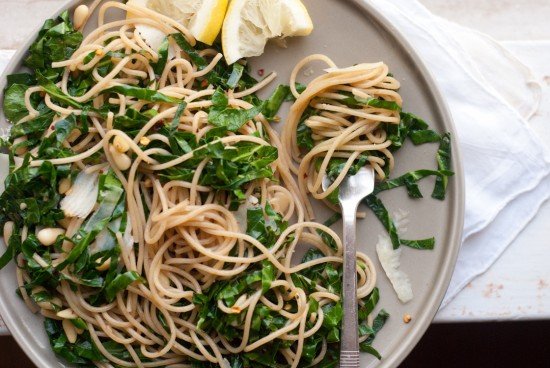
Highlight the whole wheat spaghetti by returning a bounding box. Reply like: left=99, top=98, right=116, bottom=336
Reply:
left=0, top=2, right=382, bottom=368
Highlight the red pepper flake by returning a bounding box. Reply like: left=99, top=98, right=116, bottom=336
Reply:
left=50, top=125, right=55, bottom=130
left=257, top=69, right=265, bottom=77
left=200, top=79, right=209, bottom=88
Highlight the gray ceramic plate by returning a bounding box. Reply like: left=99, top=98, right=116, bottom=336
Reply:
left=0, top=0, right=464, bottom=367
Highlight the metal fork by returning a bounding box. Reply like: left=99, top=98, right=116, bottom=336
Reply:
left=322, top=166, right=376, bottom=368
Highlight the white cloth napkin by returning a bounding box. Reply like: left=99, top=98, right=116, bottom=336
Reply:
left=368, top=0, right=550, bottom=307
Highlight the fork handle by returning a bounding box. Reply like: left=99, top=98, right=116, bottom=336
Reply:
left=340, top=205, right=359, bottom=366
left=340, top=351, right=360, bottom=367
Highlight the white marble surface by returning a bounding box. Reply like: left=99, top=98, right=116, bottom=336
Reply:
left=435, top=41, right=550, bottom=322
left=0, top=0, right=549, bottom=333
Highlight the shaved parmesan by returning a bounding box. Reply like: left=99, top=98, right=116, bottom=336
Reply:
left=123, top=216, right=135, bottom=250
left=393, top=209, right=410, bottom=235
left=233, top=198, right=261, bottom=233
left=90, top=216, right=134, bottom=255
left=127, top=0, right=178, bottom=59
left=376, top=234, right=413, bottom=303
left=234, top=204, right=248, bottom=233
left=90, top=217, right=120, bottom=254
left=60, top=170, right=99, bottom=219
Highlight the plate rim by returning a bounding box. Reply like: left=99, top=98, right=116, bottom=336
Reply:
left=0, top=0, right=465, bottom=367
left=347, top=1, right=465, bottom=367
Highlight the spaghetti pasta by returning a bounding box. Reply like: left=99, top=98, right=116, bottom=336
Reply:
left=281, top=55, right=402, bottom=219
left=0, top=2, right=384, bottom=368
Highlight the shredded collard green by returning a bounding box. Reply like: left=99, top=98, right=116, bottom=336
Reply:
left=0, top=8, right=455, bottom=368
left=306, top=110, right=454, bottom=250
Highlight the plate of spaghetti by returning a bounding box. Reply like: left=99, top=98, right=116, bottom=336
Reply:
left=0, top=0, right=464, bottom=367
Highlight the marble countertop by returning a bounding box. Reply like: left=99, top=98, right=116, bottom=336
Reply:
left=0, top=0, right=549, bottom=333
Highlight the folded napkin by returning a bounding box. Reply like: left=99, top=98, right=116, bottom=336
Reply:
left=368, top=0, right=550, bottom=307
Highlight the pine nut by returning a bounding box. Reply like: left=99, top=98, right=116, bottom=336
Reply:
left=3, top=221, right=14, bottom=242
left=231, top=306, right=241, bottom=313
left=31, top=287, right=55, bottom=310
left=37, top=300, right=54, bottom=310
left=19, top=203, right=27, bottom=210
left=95, top=258, right=111, bottom=271
left=31, top=286, right=46, bottom=297
left=36, top=295, right=62, bottom=311
left=37, top=228, right=65, bottom=246
left=62, top=319, right=78, bottom=343
left=51, top=297, right=62, bottom=307
left=13, top=136, right=28, bottom=155
left=113, top=135, right=130, bottom=153
left=73, top=4, right=89, bottom=29
left=58, top=178, right=72, bottom=195
left=403, top=314, right=412, bottom=323
left=57, top=308, right=77, bottom=319
left=139, top=137, right=151, bottom=146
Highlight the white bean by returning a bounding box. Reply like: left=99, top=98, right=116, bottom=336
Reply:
left=37, top=228, right=65, bottom=246
left=3, top=221, right=14, bottom=242
left=109, top=145, right=132, bottom=171
left=57, top=308, right=77, bottom=319
left=58, top=178, right=72, bottom=195
left=62, top=319, right=78, bottom=344
left=73, top=4, right=89, bottom=29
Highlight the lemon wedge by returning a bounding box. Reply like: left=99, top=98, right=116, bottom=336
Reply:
left=222, top=0, right=313, bottom=65
left=127, top=0, right=228, bottom=46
